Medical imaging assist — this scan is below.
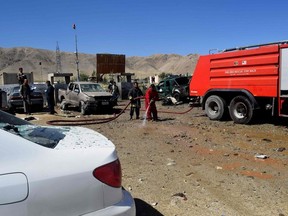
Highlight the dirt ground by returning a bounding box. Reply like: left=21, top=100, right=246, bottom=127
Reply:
left=18, top=101, right=288, bottom=216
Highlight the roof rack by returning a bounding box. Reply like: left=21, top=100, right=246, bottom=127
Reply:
left=223, top=40, right=288, bottom=52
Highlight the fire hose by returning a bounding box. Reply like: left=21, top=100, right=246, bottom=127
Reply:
left=46, top=97, right=194, bottom=126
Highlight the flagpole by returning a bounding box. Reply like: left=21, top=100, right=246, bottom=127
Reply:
left=73, top=24, right=80, bottom=81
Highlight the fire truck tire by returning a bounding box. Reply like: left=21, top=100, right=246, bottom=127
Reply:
left=229, top=96, right=253, bottom=124
left=205, top=95, right=226, bottom=120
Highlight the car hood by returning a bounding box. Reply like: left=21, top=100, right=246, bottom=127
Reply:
left=0, top=124, right=114, bottom=149
left=84, top=92, right=112, bottom=97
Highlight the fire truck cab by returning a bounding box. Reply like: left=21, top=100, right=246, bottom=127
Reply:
left=189, top=41, right=288, bottom=124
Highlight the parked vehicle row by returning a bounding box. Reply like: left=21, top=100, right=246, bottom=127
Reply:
left=7, top=86, right=44, bottom=112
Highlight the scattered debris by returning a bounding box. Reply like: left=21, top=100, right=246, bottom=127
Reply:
left=172, top=192, right=187, bottom=200
left=255, top=154, right=269, bottom=159
left=23, top=116, right=38, bottom=121
left=151, top=202, right=158, bottom=206
left=185, top=172, right=194, bottom=176
left=262, top=138, right=272, bottom=142
left=275, top=147, right=286, bottom=152
left=167, top=158, right=176, bottom=166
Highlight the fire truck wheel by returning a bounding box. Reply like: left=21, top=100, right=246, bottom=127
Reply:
left=205, top=95, right=226, bottom=120
left=229, top=96, right=253, bottom=124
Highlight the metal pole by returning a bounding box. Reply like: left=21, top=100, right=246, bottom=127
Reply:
left=74, top=24, right=80, bottom=81
left=39, top=62, right=43, bottom=82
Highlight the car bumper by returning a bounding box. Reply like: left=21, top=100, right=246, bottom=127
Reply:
left=82, top=189, right=136, bottom=216
left=9, top=99, right=43, bottom=108
left=87, top=101, right=114, bottom=109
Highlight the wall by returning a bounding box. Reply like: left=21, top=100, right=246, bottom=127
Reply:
left=0, top=72, right=34, bottom=85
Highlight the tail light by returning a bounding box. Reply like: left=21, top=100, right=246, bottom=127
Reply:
left=93, top=159, right=122, bottom=188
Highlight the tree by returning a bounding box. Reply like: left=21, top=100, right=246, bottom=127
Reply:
left=80, top=73, right=89, bottom=81
left=159, top=72, right=166, bottom=80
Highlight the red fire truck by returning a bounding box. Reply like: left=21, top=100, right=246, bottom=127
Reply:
left=189, top=41, right=288, bottom=124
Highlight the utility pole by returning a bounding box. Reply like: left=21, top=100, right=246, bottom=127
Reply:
left=56, top=41, right=62, bottom=73
left=39, top=62, right=43, bottom=82
left=73, top=24, right=80, bottom=81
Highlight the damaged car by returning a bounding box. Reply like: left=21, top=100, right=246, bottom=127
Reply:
left=58, top=82, right=116, bottom=115
left=0, top=110, right=136, bottom=216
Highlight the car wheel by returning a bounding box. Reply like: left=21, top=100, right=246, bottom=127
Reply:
left=80, top=101, right=89, bottom=115
left=60, top=100, right=68, bottom=110
left=173, top=92, right=181, bottom=102
left=229, top=96, right=253, bottom=124
left=205, top=95, right=226, bottom=120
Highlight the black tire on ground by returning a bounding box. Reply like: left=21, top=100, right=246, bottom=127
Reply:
left=229, top=96, right=253, bottom=124
left=204, top=95, right=226, bottom=120
left=80, top=101, right=89, bottom=115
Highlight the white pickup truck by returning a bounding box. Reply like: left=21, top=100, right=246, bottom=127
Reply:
left=58, top=82, right=116, bottom=115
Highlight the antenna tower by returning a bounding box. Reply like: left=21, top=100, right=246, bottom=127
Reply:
left=56, top=41, right=62, bottom=73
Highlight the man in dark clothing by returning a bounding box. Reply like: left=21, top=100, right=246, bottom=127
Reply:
left=20, top=79, right=31, bottom=115
left=17, top=67, right=27, bottom=85
left=111, top=81, right=120, bottom=105
left=46, top=80, right=56, bottom=114
left=128, top=82, right=143, bottom=120
left=108, top=80, right=113, bottom=93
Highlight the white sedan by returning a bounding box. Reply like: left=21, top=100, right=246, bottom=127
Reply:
left=0, top=110, right=136, bottom=216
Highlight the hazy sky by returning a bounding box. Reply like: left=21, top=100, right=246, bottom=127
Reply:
left=1, top=0, right=287, bottom=56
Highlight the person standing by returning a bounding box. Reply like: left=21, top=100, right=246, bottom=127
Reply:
left=108, top=80, right=113, bottom=92
left=46, top=80, right=56, bottom=114
left=17, top=67, right=27, bottom=85
left=20, top=79, right=31, bottom=115
left=128, top=81, right=143, bottom=120
left=111, top=81, right=120, bottom=105
left=145, top=84, right=159, bottom=121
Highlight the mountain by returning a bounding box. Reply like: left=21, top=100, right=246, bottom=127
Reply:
left=0, top=47, right=199, bottom=82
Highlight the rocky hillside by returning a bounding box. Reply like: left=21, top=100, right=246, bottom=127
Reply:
left=0, top=47, right=199, bottom=81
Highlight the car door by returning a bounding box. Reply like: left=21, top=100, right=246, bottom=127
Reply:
left=70, top=84, right=80, bottom=106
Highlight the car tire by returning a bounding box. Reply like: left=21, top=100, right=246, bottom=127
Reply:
left=229, top=96, right=253, bottom=124
left=60, top=100, right=68, bottom=110
left=80, top=101, right=89, bottom=115
left=173, top=92, right=181, bottom=102
left=205, top=95, right=226, bottom=120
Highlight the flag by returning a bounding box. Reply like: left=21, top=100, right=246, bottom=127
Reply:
left=73, top=24, right=76, bottom=29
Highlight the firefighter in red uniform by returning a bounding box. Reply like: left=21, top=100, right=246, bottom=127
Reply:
left=145, top=84, right=159, bottom=121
